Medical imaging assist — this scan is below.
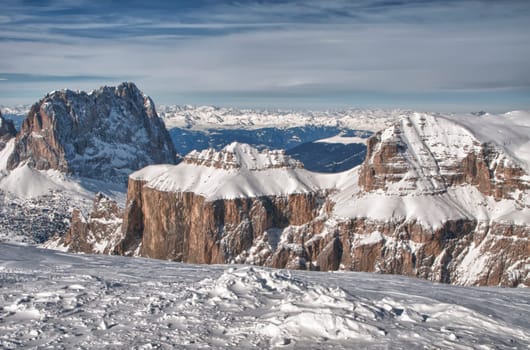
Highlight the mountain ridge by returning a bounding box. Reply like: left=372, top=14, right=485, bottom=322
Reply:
left=51, top=111, right=530, bottom=286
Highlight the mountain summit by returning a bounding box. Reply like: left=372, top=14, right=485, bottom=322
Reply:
left=6, top=82, right=177, bottom=183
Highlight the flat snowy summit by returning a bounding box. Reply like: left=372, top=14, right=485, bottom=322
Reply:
left=131, top=142, right=339, bottom=200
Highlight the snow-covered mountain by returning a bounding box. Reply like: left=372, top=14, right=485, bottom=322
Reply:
left=2, top=90, right=528, bottom=286
left=141, top=142, right=321, bottom=199
left=52, top=111, right=530, bottom=286
left=0, top=83, right=177, bottom=243
left=2, top=243, right=529, bottom=349
left=6, top=83, right=176, bottom=183
left=0, top=104, right=30, bottom=117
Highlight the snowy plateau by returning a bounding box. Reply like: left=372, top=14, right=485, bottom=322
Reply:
left=1, top=87, right=530, bottom=349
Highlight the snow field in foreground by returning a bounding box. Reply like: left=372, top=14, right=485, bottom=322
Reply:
left=0, top=243, right=529, bottom=349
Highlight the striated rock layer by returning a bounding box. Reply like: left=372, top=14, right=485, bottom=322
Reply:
left=359, top=114, right=528, bottom=200
left=53, top=113, right=530, bottom=287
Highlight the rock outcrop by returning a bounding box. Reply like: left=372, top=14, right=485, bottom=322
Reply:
left=6, top=82, right=177, bottom=183
left=112, top=169, right=529, bottom=287
left=120, top=180, right=324, bottom=264
left=46, top=193, right=123, bottom=254
left=0, top=111, right=16, bottom=151
left=315, top=218, right=529, bottom=287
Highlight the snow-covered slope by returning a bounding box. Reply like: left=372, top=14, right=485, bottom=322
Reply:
left=444, top=110, right=530, bottom=174
left=0, top=164, right=91, bottom=199
left=334, top=169, right=529, bottom=229
left=1, top=243, right=528, bottom=349
left=131, top=142, right=340, bottom=200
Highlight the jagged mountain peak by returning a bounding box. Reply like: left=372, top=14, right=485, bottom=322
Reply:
left=6, top=83, right=177, bottom=183
left=184, top=142, right=303, bottom=170
left=48, top=81, right=142, bottom=98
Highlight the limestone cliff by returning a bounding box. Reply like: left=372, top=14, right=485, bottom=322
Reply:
left=120, top=179, right=324, bottom=264
left=359, top=114, right=529, bottom=199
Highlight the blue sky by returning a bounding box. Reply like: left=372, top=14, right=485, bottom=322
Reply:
left=1, top=0, right=529, bottom=112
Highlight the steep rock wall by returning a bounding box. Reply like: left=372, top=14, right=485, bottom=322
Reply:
left=121, top=176, right=324, bottom=264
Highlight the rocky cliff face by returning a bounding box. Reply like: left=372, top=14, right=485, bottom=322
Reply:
left=119, top=178, right=325, bottom=264
left=113, top=170, right=528, bottom=287
left=0, top=111, right=16, bottom=151
left=52, top=114, right=530, bottom=287
left=6, top=82, right=177, bottom=183
left=313, top=218, right=529, bottom=287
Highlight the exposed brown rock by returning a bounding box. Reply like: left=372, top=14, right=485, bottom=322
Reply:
left=316, top=236, right=342, bottom=271
left=120, top=176, right=324, bottom=264
left=60, top=193, right=123, bottom=254
left=359, top=129, right=409, bottom=192
left=52, top=114, right=529, bottom=287
left=111, top=173, right=528, bottom=287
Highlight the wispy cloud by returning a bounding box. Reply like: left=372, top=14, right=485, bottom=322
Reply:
left=0, top=0, right=529, bottom=111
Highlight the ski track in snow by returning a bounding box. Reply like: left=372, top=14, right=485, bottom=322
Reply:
left=0, top=243, right=528, bottom=349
